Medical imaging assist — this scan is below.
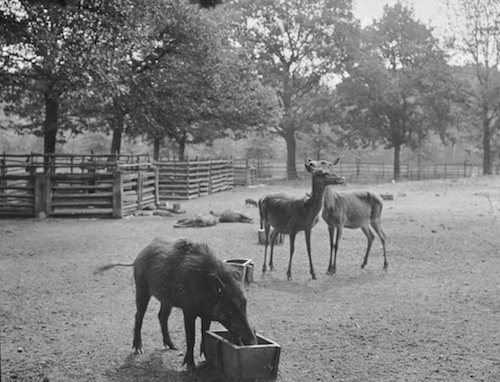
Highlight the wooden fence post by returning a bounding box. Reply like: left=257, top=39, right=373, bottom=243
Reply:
left=34, top=173, right=51, bottom=217
left=137, top=172, right=143, bottom=210
left=246, top=160, right=251, bottom=186
left=154, top=167, right=160, bottom=207
left=112, top=170, right=123, bottom=218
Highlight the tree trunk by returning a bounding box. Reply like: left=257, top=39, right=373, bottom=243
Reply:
left=178, top=140, right=186, bottom=161
left=44, top=93, right=58, bottom=155
left=110, top=127, right=122, bottom=155
left=110, top=111, right=124, bottom=155
left=43, top=92, right=59, bottom=173
left=153, top=137, right=161, bottom=161
left=393, top=144, right=401, bottom=181
left=482, top=118, right=492, bottom=175
left=285, top=131, right=297, bottom=180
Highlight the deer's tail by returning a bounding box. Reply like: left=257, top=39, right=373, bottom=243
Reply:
left=94, top=262, right=134, bottom=275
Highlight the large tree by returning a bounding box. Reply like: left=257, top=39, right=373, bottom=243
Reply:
left=76, top=0, right=207, bottom=155
left=0, top=0, right=230, bottom=158
left=335, top=2, right=455, bottom=180
left=129, top=5, right=278, bottom=160
left=0, top=1, right=126, bottom=159
left=232, top=0, right=358, bottom=179
left=445, top=0, right=500, bottom=175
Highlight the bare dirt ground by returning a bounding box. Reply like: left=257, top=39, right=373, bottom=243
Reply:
left=1, top=176, right=500, bottom=382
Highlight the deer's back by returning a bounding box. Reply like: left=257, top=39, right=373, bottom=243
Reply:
left=323, top=190, right=383, bottom=229
left=259, top=192, right=312, bottom=233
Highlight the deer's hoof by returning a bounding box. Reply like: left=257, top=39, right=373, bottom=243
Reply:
left=134, top=347, right=144, bottom=355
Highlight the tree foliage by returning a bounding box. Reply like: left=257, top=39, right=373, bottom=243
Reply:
left=1, top=0, right=277, bottom=158
left=232, top=0, right=358, bottom=179
left=445, top=0, right=500, bottom=174
left=126, top=5, right=278, bottom=160
left=0, top=0, right=130, bottom=156
left=335, top=2, right=455, bottom=179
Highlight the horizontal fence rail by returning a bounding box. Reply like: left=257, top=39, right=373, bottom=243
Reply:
left=234, top=159, right=499, bottom=183
left=1, top=152, right=151, bottom=175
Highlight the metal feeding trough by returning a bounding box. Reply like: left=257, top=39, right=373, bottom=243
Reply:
left=204, top=330, right=281, bottom=380
left=224, top=259, right=254, bottom=285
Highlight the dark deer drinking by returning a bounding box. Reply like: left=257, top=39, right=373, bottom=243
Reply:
left=95, top=237, right=257, bottom=369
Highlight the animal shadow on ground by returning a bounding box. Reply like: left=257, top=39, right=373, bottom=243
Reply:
left=106, top=350, right=230, bottom=382
left=256, top=268, right=388, bottom=296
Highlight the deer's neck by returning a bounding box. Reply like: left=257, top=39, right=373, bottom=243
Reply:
left=306, top=178, right=327, bottom=213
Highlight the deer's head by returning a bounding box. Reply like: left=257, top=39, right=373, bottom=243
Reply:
left=304, top=158, right=345, bottom=185
left=304, top=157, right=340, bottom=173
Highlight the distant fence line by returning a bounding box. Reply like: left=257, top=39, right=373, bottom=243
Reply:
left=235, top=159, right=499, bottom=183
left=2, top=153, right=498, bottom=219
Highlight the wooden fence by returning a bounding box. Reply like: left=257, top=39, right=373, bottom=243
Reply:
left=236, top=159, right=500, bottom=182
left=155, top=158, right=234, bottom=200
left=8, top=152, right=491, bottom=218
left=0, top=153, right=157, bottom=218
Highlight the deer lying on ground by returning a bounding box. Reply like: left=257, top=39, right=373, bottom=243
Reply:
left=173, top=213, right=218, bottom=228
left=259, top=158, right=345, bottom=280
left=210, top=209, right=253, bottom=223
left=322, top=189, right=388, bottom=274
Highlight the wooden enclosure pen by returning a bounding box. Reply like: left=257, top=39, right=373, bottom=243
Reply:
left=155, top=157, right=234, bottom=201
left=0, top=153, right=157, bottom=218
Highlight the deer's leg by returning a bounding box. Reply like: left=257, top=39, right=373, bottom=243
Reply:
left=305, top=229, right=316, bottom=280
left=286, top=232, right=297, bottom=281
left=263, top=222, right=271, bottom=273
left=371, top=220, right=388, bottom=271
left=360, top=226, right=375, bottom=269
left=158, top=304, right=178, bottom=350
left=133, top=284, right=150, bottom=354
left=327, top=225, right=336, bottom=275
left=182, top=311, right=197, bottom=369
left=200, top=317, right=211, bottom=357
left=269, top=229, right=279, bottom=271
left=332, top=226, right=343, bottom=274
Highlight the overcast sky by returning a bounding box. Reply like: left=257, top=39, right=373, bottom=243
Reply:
left=354, top=0, right=448, bottom=30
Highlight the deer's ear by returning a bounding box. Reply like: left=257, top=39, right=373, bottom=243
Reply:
left=209, top=274, right=225, bottom=295
left=332, top=157, right=341, bottom=165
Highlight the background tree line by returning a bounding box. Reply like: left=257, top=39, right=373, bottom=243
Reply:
left=1, top=0, right=499, bottom=179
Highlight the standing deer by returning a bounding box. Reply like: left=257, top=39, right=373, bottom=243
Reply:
left=259, top=158, right=344, bottom=280
left=322, top=189, right=388, bottom=274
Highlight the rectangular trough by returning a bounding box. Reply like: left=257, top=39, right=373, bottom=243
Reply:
left=223, top=258, right=254, bottom=285
left=204, top=330, right=281, bottom=380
